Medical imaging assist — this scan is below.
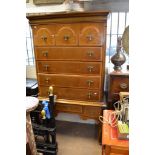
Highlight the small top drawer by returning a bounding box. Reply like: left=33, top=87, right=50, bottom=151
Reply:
left=110, top=76, right=129, bottom=94
left=55, top=24, right=78, bottom=46
left=32, top=25, right=55, bottom=46
left=109, top=75, right=129, bottom=104
left=35, top=47, right=102, bottom=61
left=79, top=23, right=104, bottom=46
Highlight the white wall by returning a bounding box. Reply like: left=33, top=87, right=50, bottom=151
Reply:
left=26, top=65, right=37, bottom=79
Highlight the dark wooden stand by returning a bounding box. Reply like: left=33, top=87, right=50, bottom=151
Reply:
left=107, top=66, right=129, bottom=109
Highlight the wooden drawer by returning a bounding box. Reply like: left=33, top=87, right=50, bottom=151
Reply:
left=83, top=106, right=101, bottom=118
left=79, top=23, right=104, bottom=46
left=110, top=76, right=129, bottom=94
left=55, top=103, right=82, bottom=113
left=110, top=146, right=129, bottom=155
left=32, top=25, right=55, bottom=46
left=38, top=73, right=101, bottom=89
left=37, top=61, right=102, bottom=75
left=108, top=75, right=129, bottom=103
left=35, top=47, right=102, bottom=61
left=55, top=24, right=78, bottom=46
left=32, top=23, right=105, bottom=47
left=39, top=86, right=101, bottom=101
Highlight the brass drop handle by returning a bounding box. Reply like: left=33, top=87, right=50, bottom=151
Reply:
left=49, top=86, right=53, bottom=95
left=86, top=35, right=93, bottom=41
left=87, top=80, right=94, bottom=87
left=87, top=66, right=94, bottom=72
left=88, top=92, right=93, bottom=99
left=50, top=34, right=55, bottom=38
left=44, top=65, right=49, bottom=71
left=64, top=35, right=70, bottom=41
left=41, top=35, right=47, bottom=42
left=87, top=51, right=94, bottom=57
left=45, top=78, right=49, bottom=83
left=120, top=83, right=128, bottom=89
left=42, top=51, right=48, bottom=57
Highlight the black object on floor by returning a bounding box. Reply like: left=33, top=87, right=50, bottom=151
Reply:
left=30, top=92, right=58, bottom=155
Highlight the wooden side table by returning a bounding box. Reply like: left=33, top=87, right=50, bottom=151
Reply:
left=102, top=110, right=129, bottom=155
left=26, top=96, right=39, bottom=155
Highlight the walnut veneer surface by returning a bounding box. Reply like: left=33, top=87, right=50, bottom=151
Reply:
left=27, top=11, right=109, bottom=120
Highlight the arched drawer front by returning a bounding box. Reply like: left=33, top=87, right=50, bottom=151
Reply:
left=32, top=25, right=55, bottom=46
left=79, top=23, right=104, bottom=46
left=55, top=24, right=78, bottom=46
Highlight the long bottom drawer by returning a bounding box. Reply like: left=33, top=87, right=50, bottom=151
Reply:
left=39, top=86, right=102, bottom=102
left=55, top=103, right=102, bottom=119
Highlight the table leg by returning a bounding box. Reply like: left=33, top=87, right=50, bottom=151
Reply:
left=26, top=113, right=38, bottom=155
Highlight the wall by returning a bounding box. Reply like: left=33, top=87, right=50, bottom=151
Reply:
left=26, top=0, right=129, bottom=12
left=26, top=65, right=37, bottom=79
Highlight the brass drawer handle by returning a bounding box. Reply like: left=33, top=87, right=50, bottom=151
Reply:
left=87, top=51, right=94, bottom=57
left=87, top=66, right=94, bottom=72
left=64, top=35, right=70, bottom=41
left=44, top=65, right=49, bottom=71
left=87, top=80, right=94, bottom=87
left=50, top=34, right=55, bottom=38
left=45, top=78, right=49, bottom=83
left=120, top=83, right=128, bottom=89
left=86, top=35, right=93, bottom=41
left=42, top=51, right=48, bottom=57
left=41, top=35, right=47, bottom=42
left=87, top=92, right=93, bottom=99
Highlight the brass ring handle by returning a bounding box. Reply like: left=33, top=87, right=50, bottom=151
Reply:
left=86, top=35, right=93, bottom=41
left=64, top=35, right=70, bottom=41
left=87, top=51, right=94, bottom=57
left=120, top=83, right=128, bottom=89
left=44, top=65, right=49, bottom=71
left=87, top=80, right=94, bottom=87
left=87, top=66, right=94, bottom=72
left=42, top=51, right=48, bottom=57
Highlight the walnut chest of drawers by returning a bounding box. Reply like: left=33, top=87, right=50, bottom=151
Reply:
left=27, top=11, right=109, bottom=120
